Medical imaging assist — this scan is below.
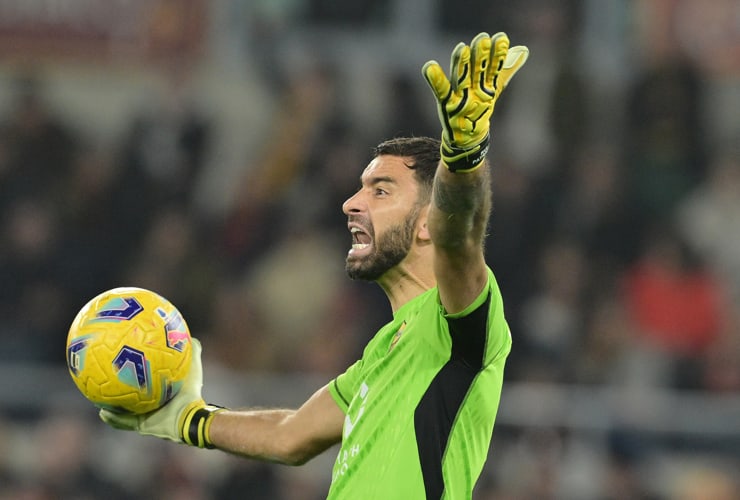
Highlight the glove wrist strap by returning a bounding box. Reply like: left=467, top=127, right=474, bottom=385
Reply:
left=181, top=403, right=226, bottom=449
left=442, top=134, right=490, bottom=173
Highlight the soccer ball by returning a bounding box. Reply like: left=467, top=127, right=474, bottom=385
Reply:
left=66, top=287, right=193, bottom=415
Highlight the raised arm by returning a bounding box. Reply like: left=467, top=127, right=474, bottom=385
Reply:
left=422, top=32, right=528, bottom=313
left=99, top=339, right=344, bottom=465
left=428, top=160, right=492, bottom=313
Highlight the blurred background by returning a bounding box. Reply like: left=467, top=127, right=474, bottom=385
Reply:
left=0, top=0, right=739, bottom=498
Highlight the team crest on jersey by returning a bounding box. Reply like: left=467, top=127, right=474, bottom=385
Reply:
left=388, top=321, right=406, bottom=352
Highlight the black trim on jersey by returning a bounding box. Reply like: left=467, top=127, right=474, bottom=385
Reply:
left=414, top=292, right=491, bottom=499
left=332, top=378, right=350, bottom=408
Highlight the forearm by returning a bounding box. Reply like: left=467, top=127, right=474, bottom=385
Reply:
left=207, top=384, right=344, bottom=466
left=208, top=409, right=313, bottom=465
left=208, top=409, right=293, bottom=463
left=428, top=160, right=492, bottom=314
left=428, top=160, right=492, bottom=250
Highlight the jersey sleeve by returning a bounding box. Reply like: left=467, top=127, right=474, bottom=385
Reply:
left=444, top=267, right=510, bottom=366
left=328, top=358, right=362, bottom=414
left=444, top=267, right=496, bottom=320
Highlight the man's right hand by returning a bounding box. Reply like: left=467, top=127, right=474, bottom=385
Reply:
left=99, top=338, right=224, bottom=448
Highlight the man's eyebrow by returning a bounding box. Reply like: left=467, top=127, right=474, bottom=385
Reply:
left=363, top=175, right=397, bottom=186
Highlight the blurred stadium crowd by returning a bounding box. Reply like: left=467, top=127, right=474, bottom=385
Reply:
left=1, top=0, right=739, bottom=498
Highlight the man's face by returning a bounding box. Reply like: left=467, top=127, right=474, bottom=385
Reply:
left=342, top=155, right=423, bottom=281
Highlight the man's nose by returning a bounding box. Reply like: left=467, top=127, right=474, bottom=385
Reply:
left=342, top=191, right=364, bottom=215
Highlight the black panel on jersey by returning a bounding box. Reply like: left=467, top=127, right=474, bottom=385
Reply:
left=414, top=292, right=491, bottom=499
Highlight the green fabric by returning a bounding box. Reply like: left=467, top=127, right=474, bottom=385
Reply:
left=327, top=267, right=511, bottom=499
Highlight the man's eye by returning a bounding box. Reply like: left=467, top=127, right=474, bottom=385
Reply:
left=375, top=188, right=388, bottom=196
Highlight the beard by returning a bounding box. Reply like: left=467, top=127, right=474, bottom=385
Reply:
left=345, top=206, right=420, bottom=282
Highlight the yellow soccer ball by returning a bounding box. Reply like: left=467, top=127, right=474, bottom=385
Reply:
left=66, top=287, right=192, bottom=415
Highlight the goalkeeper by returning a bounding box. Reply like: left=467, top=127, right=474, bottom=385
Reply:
left=101, top=31, right=528, bottom=499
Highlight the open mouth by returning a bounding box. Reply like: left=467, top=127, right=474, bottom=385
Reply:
left=349, top=226, right=373, bottom=255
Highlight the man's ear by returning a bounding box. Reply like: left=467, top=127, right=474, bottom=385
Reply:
left=417, top=205, right=431, bottom=242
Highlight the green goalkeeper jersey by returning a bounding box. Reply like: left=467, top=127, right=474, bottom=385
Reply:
left=327, top=267, right=511, bottom=499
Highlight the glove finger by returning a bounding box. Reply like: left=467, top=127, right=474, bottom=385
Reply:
left=191, top=336, right=202, bottom=360
left=497, top=45, right=529, bottom=90
left=489, top=33, right=510, bottom=89
left=422, top=60, right=451, bottom=101
left=470, top=32, right=492, bottom=95
left=99, top=408, right=139, bottom=431
left=190, top=337, right=203, bottom=380
left=179, top=336, right=204, bottom=400
left=449, top=42, right=470, bottom=92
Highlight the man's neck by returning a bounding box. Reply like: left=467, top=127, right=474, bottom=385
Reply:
left=377, top=263, right=435, bottom=313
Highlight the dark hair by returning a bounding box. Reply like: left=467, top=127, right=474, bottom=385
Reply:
left=373, top=136, right=440, bottom=204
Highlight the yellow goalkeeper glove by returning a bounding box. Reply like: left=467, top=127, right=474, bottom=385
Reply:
left=99, top=338, right=224, bottom=448
left=422, top=32, right=529, bottom=172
